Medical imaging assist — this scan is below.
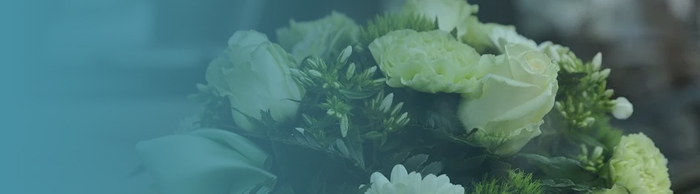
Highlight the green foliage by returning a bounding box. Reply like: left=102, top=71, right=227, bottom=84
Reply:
left=358, top=12, right=438, bottom=50
left=548, top=49, right=618, bottom=151
left=539, top=179, right=598, bottom=194
left=517, top=154, right=597, bottom=183
left=402, top=154, right=444, bottom=175
left=185, top=10, right=634, bottom=194
left=292, top=47, right=386, bottom=142
left=529, top=49, right=625, bottom=192
left=187, top=84, right=237, bottom=130
left=554, top=52, right=616, bottom=131
left=515, top=154, right=613, bottom=193
left=469, top=170, right=545, bottom=194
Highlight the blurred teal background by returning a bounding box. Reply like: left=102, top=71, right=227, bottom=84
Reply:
left=3, top=1, right=382, bottom=193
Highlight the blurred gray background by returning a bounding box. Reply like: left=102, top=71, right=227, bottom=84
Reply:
left=2, top=0, right=698, bottom=193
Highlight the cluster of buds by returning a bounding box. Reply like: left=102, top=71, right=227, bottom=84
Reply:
left=319, top=95, right=353, bottom=137
left=548, top=47, right=621, bottom=129
left=365, top=91, right=410, bottom=134
left=577, top=145, right=605, bottom=173
left=345, top=63, right=386, bottom=94
left=555, top=99, right=596, bottom=128
left=291, top=56, right=342, bottom=91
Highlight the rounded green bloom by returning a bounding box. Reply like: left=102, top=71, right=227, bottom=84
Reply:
left=609, top=133, right=672, bottom=194
left=368, top=29, right=485, bottom=93
left=457, top=44, right=559, bottom=156
left=276, top=11, right=359, bottom=62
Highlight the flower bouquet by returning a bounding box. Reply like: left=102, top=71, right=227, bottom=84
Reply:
left=135, top=0, right=672, bottom=194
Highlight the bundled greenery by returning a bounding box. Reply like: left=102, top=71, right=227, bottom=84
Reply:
left=152, top=1, right=671, bottom=194
left=191, top=15, right=619, bottom=194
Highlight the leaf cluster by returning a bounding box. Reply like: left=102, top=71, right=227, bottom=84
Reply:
left=469, top=170, right=545, bottom=194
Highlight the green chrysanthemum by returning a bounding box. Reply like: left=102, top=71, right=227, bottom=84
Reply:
left=609, top=133, right=672, bottom=194
left=368, top=29, right=485, bottom=93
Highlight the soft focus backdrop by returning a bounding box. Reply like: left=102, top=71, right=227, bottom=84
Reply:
left=3, top=0, right=699, bottom=193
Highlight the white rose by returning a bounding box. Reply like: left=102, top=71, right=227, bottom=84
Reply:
left=206, top=30, right=304, bottom=131
left=457, top=44, right=559, bottom=156
left=136, top=128, right=276, bottom=194
left=276, top=11, right=359, bottom=62
left=402, top=0, right=479, bottom=38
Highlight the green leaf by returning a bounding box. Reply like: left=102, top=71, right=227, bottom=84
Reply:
left=462, top=155, right=488, bottom=169
left=344, top=125, right=366, bottom=169
left=540, top=179, right=597, bottom=193
left=303, top=131, right=322, bottom=149
left=420, top=161, right=444, bottom=176
left=361, top=131, right=384, bottom=140
left=311, top=115, right=340, bottom=130
left=570, top=132, right=607, bottom=149
left=403, top=154, right=429, bottom=172
left=336, top=46, right=353, bottom=65
left=340, top=89, right=380, bottom=99
left=334, top=139, right=351, bottom=157
left=383, top=150, right=412, bottom=167
left=517, top=154, right=597, bottom=182
left=291, top=129, right=313, bottom=148
left=449, top=27, right=459, bottom=39
left=230, top=107, right=269, bottom=132
left=259, top=110, right=278, bottom=128
left=557, top=72, right=587, bottom=92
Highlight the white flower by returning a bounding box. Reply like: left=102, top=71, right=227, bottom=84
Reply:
left=462, top=17, right=538, bottom=53
left=136, top=128, right=276, bottom=194
left=206, top=30, right=304, bottom=131
left=402, top=0, right=478, bottom=38
left=363, top=164, right=465, bottom=194
left=537, top=41, right=571, bottom=63
left=612, top=97, right=633, bottom=119
left=276, top=11, right=359, bottom=62
left=458, top=44, right=559, bottom=156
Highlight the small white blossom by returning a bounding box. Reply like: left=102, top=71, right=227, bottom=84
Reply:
left=612, top=97, right=633, bottom=119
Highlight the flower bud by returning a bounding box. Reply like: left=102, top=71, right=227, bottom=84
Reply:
left=612, top=97, right=633, bottom=119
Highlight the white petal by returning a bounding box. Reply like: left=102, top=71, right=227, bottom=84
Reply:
left=370, top=172, right=391, bottom=186
left=420, top=174, right=438, bottom=193
left=390, top=164, right=409, bottom=183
